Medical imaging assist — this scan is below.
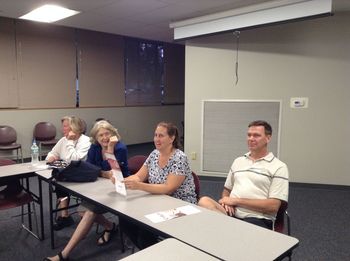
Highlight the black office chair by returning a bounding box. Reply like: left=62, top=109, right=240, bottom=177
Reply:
left=274, top=201, right=292, bottom=260
left=192, top=171, right=200, bottom=201
left=0, top=125, right=23, bottom=163
left=0, top=159, right=39, bottom=239
left=128, top=155, right=147, bottom=175
left=33, top=122, right=58, bottom=160
left=81, top=119, right=87, bottom=134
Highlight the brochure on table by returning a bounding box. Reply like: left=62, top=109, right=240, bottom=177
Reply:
left=145, top=205, right=201, bottom=223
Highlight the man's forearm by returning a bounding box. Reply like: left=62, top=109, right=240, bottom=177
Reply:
left=221, top=187, right=231, bottom=198
left=225, top=197, right=281, bottom=215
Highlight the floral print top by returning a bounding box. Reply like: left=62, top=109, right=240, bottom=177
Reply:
left=145, top=149, right=197, bottom=204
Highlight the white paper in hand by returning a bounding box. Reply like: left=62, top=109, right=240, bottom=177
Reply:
left=105, top=152, right=127, bottom=196
left=112, top=169, right=127, bottom=196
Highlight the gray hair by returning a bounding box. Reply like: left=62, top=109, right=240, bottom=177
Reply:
left=89, top=120, right=121, bottom=144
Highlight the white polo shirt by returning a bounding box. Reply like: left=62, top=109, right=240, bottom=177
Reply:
left=224, top=152, right=289, bottom=221
left=46, top=134, right=91, bottom=163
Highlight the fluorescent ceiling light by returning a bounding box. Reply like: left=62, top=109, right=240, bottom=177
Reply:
left=170, top=0, right=332, bottom=40
left=19, top=4, right=80, bottom=23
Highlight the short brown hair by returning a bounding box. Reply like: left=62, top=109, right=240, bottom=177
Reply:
left=157, top=122, right=181, bottom=149
left=248, top=120, right=272, bottom=136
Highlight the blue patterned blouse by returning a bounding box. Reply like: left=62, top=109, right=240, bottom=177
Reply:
left=145, top=149, right=197, bottom=204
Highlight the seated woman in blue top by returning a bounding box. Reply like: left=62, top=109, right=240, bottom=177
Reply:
left=45, top=120, right=129, bottom=261
left=87, top=123, right=128, bottom=177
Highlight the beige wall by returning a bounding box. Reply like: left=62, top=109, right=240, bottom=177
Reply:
left=185, top=12, right=350, bottom=185
left=0, top=18, right=185, bottom=160
left=0, top=105, right=184, bottom=158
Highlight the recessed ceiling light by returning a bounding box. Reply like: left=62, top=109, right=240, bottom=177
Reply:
left=19, top=4, right=80, bottom=23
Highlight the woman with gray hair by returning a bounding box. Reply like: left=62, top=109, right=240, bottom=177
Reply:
left=87, top=120, right=128, bottom=177
left=44, top=120, right=129, bottom=261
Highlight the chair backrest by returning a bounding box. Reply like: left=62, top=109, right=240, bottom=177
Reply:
left=0, top=192, right=34, bottom=210
left=81, top=119, right=87, bottom=134
left=192, top=171, right=200, bottom=200
left=274, top=201, right=288, bottom=233
left=0, top=158, right=16, bottom=166
left=0, top=125, right=17, bottom=145
left=33, top=122, right=57, bottom=141
left=128, top=155, right=147, bottom=175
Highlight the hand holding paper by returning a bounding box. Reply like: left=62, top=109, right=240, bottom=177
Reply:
left=105, top=152, right=127, bottom=196
left=123, top=178, right=142, bottom=190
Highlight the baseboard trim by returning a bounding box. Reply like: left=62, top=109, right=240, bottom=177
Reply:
left=127, top=142, right=153, bottom=147
left=198, top=177, right=350, bottom=190
left=198, top=176, right=226, bottom=182
left=290, top=182, right=350, bottom=191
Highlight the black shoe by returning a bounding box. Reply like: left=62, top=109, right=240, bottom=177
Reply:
left=97, top=223, right=117, bottom=246
left=53, top=216, right=74, bottom=231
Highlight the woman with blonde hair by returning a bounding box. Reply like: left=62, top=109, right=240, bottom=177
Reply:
left=47, top=116, right=91, bottom=230
left=46, top=116, right=90, bottom=163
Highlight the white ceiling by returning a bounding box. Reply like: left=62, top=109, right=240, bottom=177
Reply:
left=0, top=0, right=349, bottom=43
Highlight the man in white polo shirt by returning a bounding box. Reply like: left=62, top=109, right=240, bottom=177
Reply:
left=198, top=120, right=288, bottom=229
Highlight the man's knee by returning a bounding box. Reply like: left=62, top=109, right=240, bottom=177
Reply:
left=198, top=196, right=214, bottom=208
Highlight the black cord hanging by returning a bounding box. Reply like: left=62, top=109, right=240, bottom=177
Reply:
left=233, top=31, right=240, bottom=86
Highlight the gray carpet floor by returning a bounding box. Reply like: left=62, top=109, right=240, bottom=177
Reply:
left=200, top=179, right=350, bottom=261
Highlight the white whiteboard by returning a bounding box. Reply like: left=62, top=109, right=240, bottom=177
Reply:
left=201, top=100, right=281, bottom=174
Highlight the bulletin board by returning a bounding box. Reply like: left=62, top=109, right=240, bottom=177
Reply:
left=202, top=100, right=281, bottom=174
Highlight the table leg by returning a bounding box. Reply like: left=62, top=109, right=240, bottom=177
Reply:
left=25, top=177, right=33, bottom=231
left=38, top=177, right=45, bottom=240
left=49, top=181, right=55, bottom=249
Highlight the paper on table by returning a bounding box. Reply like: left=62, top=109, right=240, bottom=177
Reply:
left=145, top=205, right=201, bottom=223
left=105, top=152, right=127, bottom=196
left=31, top=164, right=49, bottom=170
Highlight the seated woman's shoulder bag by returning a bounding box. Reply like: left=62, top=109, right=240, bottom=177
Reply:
left=49, top=160, right=100, bottom=182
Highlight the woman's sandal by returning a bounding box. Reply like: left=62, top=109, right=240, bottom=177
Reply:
left=97, top=222, right=117, bottom=246
left=43, top=252, right=69, bottom=261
